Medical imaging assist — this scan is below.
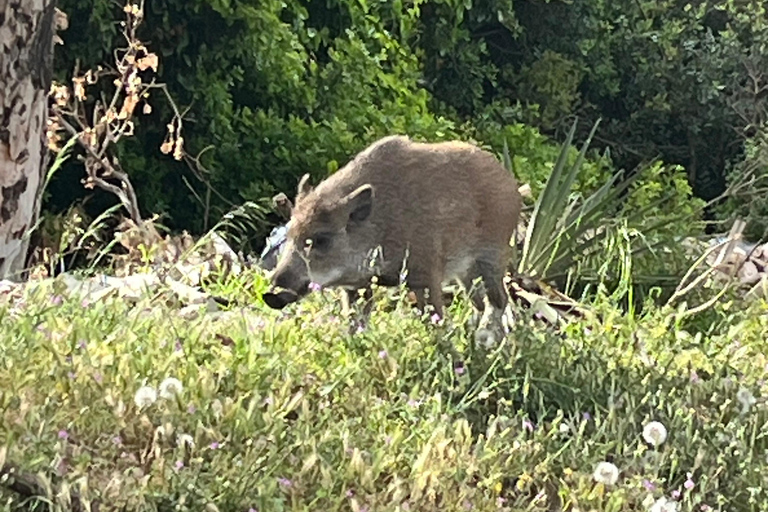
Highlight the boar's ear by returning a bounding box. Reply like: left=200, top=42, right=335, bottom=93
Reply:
left=344, top=184, right=374, bottom=224
left=296, top=173, right=312, bottom=202
left=271, top=192, right=293, bottom=219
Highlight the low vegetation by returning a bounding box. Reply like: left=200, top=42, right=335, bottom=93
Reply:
left=1, top=262, right=768, bottom=511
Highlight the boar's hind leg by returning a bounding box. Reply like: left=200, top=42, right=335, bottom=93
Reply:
left=459, top=268, right=486, bottom=312
left=477, top=258, right=508, bottom=310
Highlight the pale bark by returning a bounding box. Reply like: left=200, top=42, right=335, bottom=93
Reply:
left=0, top=0, right=56, bottom=280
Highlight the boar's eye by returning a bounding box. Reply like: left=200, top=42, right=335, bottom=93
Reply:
left=305, top=233, right=332, bottom=252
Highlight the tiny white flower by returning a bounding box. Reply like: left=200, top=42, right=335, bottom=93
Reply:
left=177, top=433, right=195, bottom=449
left=649, top=497, right=678, bottom=512
left=736, top=387, right=756, bottom=414
left=593, top=461, right=620, bottom=485
left=642, top=421, right=668, bottom=447
left=134, top=385, right=157, bottom=409
left=159, top=377, right=183, bottom=399
left=559, top=423, right=570, bottom=434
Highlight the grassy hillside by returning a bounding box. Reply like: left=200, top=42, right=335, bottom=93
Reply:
left=1, top=266, right=767, bottom=512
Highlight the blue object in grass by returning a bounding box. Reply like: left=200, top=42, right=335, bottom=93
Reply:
left=259, top=221, right=290, bottom=271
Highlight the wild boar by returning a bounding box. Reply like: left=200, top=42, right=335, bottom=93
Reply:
left=261, top=134, right=522, bottom=342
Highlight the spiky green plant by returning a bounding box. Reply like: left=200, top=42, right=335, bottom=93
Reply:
left=512, top=118, right=705, bottom=300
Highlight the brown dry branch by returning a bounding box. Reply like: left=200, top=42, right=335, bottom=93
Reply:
left=47, top=1, right=196, bottom=228
left=664, top=219, right=747, bottom=320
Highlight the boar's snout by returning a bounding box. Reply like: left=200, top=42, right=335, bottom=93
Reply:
left=262, top=256, right=311, bottom=310
left=262, top=289, right=299, bottom=310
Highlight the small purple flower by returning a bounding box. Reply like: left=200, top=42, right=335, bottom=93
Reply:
left=582, top=412, right=592, bottom=421
left=51, top=295, right=63, bottom=306
left=378, top=349, right=388, bottom=359
left=522, top=419, right=534, bottom=432
left=407, top=398, right=421, bottom=408
left=77, top=339, right=87, bottom=350
left=345, top=489, right=355, bottom=498
left=462, top=499, right=473, bottom=510
left=384, top=435, right=393, bottom=445
left=684, top=472, right=694, bottom=490
left=642, top=479, right=656, bottom=491
left=700, top=505, right=712, bottom=511
left=430, top=312, right=442, bottom=324
left=174, top=340, right=183, bottom=352
left=356, top=323, right=365, bottom=334
left=277, top=477, right=293, bottom=488
left=209, top=442, right=220, bottom=450
left=112, top=436, right=123, bottom=445
left=690, top=370, right=700, bottom=384
left=93, top=372, right=103, bottom=384
left=187, top=404, right=197, bottom=414
left=263, top=397, right=273, bottom=406
left=496, top=497, right=507, bottom=506
left=454, top=361, right=465, bottom=376
left=81, top=299, right=90, bottom=308
left=248, top=509, right=258, bottom=512
left=671, top=489, right=681, bottom=499
left=175, top=460, right=184, bottom=470
left=67, top=371, right=76, bottom=380
left=308, top=282, right=322, bottom=292
left=58, top=430, right=69, bottom=440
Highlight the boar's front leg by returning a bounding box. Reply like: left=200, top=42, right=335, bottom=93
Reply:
left=342, top=285, right=374, bottom=334
left=408, top=271, right=445, bottom=320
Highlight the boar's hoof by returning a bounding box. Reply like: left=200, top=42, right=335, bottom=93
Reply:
left=262, top=289, right=299, bottom=310
left=474, top=323, right=506, bottom=350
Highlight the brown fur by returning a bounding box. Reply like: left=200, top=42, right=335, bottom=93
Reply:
left=262, top=135, right=522, bottom=340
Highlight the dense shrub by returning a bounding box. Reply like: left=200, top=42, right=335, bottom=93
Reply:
left=51, top=0, right=460, bottom=235
left=51, top=0, right=742, bottom=238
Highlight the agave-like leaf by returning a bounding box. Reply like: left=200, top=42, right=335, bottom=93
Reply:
left=537, top=172, right=674, bottom=274
left=518, top=118, right=601, bottom=277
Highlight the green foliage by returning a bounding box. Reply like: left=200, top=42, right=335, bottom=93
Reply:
left=515, top=50, right=584, bottom=131
left=52, top=0, right=751, bottom=254
left=716, top=138, right=768, bottom=242
left=471, top=121, right=614, bottom=199
left=414, top=0, right=768, bottom=202
left=2, top=267, right=768, bottom=510
left=512, top=118, right=706, bottom=308
left=53, top=0, right=459, bottom=237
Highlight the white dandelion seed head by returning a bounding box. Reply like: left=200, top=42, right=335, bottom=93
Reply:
left=642, top=421, right=668, bottom=447
left=159, top=377, right=183, bottom=399
left=593, top=461, right=620, bottom=485
left=649, top=497, right=679, bottom=512
left=134, top=385, right=157, bottom=409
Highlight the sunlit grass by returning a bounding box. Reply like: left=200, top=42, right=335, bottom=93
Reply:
left=1, top=267, right=767, bottom=511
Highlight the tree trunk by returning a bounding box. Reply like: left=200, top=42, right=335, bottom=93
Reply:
left=0, top=0, right=56, bottom=280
